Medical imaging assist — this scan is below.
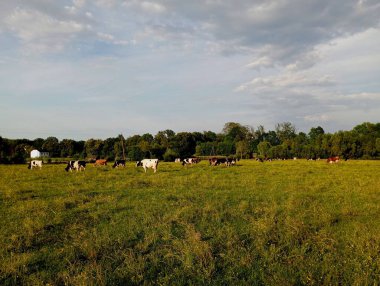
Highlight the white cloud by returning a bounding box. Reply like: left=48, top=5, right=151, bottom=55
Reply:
left=304, top=114, right=330, bottom=122
left=345, top=92, right=380, bottom=100
left=245, top=56, right=274, bottom=69
left=235, top=72, right=336, bottom=93
left=4, top=8, right=86, bottom=53
left=64, top=6, right=77, bottom=14
left=73, top=0, right=86, bottom=8
left=140, top=2, right=166, bottom=13
left=97, top=32, right=114, bottom=41
left=0, top=0, right=379, bottom=138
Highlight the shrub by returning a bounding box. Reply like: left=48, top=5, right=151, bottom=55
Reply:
left=163, top=148, right=179, bottom=162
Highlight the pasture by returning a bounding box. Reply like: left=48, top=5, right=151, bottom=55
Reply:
left=0, top=160, right=379, bottom=285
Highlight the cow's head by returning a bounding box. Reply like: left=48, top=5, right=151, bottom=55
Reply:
left=136, top=161, right=142, bottom=167
left=65, top=163, right=71, bottom=172
left=27, top=162, right=31, bottom=169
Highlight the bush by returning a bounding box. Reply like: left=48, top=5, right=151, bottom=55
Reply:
left=163, top=149, right=179, bottom=162
left=128, top=146, right=144, bottom=161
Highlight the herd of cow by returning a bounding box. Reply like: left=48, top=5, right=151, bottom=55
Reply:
left=27, top=156, right=342, bottom=171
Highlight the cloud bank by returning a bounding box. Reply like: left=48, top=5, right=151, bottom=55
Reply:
left=0, top=0, right=379, bottom=139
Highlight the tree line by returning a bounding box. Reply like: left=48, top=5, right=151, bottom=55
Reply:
left=1, top=121, right=380, bottom=164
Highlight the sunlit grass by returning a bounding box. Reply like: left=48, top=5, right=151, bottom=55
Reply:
left=1, top=160, right=379, bottom=285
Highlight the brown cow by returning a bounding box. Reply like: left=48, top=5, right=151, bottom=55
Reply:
left=94, top=159, right=107, bottom=166
left=327, top=156, right=340, bottom=163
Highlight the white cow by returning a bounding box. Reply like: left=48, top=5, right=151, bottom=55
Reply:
left=28, top=160, right=42, bottom=169
left=136, top=159, right=159, bottom=173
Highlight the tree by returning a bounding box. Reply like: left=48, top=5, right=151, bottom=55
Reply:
left=353, top=122, right=378, bottom=135
left=196, top=142, right=217, bottom=156
left=150, top=143, right=166, bottom=160
left=216, top=142, right=235, bottom=156
left=154, top=130, right=175, bottom=149
left=60, top=139, right=75, bottom=157
left=269, top=144, right=286, bottom=159
left=265, top=130, right=280, bottom=146
left=275, top=122, right=296, bottom=142
left=126, top=135, right=141, bottom=147
left=308, top=126, right=325, bottom=141
left=235, top=140, right=249, bottom=159
left=127, top=146, right=143, bottom=161
left=163, top=149, right=179, bottom=162
left=11, top=144, right=28, bottom=163
left=257, top=141, right=271, bottom=158
left=102, top=137, right=118, bottom=160
left=171, top=132, right=196, bottom=158
left=376, top=138, right=380, bottom=154
left=139, top=140, right=151, bottom=158
left=42, top=137, right=59, bottom=157
left=33, top=138, right=45, bottom=150
left=85, top=139, right=104, bottom=158
left=74, top=141, right=85, bottom=158
left=141, top=133, right=154, bottom=143
left=222, top=122, right=249, bottom=142
left=203, top=131, right=217, bottom=142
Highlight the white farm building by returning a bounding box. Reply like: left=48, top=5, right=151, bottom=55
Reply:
left=30, top=150, right=49, bottom=158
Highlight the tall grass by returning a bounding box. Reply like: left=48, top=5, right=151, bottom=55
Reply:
left=0, top=160, right=379, bottom=285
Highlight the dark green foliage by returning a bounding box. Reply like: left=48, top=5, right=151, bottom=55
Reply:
left=0, top=122, right=379, bottom=163
left=163, top=148, right=179, bottom=161
left=127, top=146, right=144, bottom=161
left=196, top=142, right=217, bottom=156
left=42, top=137, right=60, bottom=157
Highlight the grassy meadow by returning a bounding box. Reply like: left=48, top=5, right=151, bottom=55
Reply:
left=0, top=160, right=379, bottom=285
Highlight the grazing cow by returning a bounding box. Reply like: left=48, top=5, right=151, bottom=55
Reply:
left=209, top=158, right=230, bottom=166
left=94, top=159, right=107, bottom=166
left=327, top=156, right=340, bottom=164
left=28, top=160, right=42, bottom=169
left=112, top=159, right=126, bottom=168
left=136, top=159, right=159, bottom=173
left=65, top=160, right=86, bottom=172
left=209, top=157, right=216, bottom=166
left=182, top=157, right=200, bottom=166
left=175, top=158, right=181, bottom=163
left=226, top=158, right=237, bottom=166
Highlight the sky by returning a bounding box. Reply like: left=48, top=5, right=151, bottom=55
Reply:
left=0, top=0, right=379, bottom=140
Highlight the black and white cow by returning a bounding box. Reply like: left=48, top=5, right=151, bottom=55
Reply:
left=113, top=159, right=126, bottom=168
left=65, top=160, right=86, bottom=172
left=28, top=160, right=42, bottom=169
left=209, top=158, right=227, bottom=166
left=226, top=158, right=237, bottom=166
left=182, top=157, right=200, bottom=166
left=208, top=157, right=237, bottom=167
left=136, top=159, right=159, bottom=173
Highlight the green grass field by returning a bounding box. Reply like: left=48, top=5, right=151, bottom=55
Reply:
left=1, top=160, right=379, bottom=285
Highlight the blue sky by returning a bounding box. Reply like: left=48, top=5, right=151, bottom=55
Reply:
left=1, top=0, right=379, bottom=140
